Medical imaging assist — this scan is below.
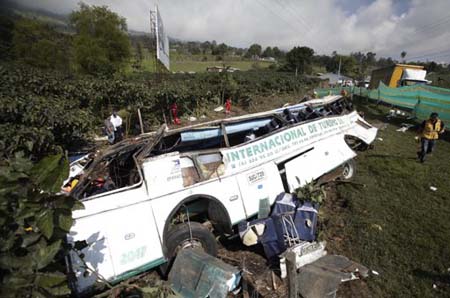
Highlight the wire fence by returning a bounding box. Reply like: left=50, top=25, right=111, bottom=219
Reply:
left=315, top=83, right=450, bottom=122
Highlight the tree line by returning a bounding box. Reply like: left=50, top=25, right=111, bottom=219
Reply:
left=1, top=2, right=450, bottom=79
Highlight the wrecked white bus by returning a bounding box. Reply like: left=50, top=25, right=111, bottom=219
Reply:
left=66, top=95, right=377, bottom=294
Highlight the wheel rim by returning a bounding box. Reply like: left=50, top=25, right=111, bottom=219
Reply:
left=342, top=162, right=354, bottom=179
left=176, top=238, right=204, bottom=253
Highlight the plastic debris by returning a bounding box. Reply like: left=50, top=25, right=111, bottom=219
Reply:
left=371, top=224, right=383, bottom=231
left=169, top=249, right=241, bottom=298
left=396, top=123, right=414, bottom=132
left=279, top=241, right=327, bottom=278
left=372, top=270, right=380, bottom=276
left=214, top=106, right=224, bottom=112
left=188, top=116, right=197, bottom=122
left=430, top=186, right=437, bottom=191
left=377, top=137, right=383, bottom=141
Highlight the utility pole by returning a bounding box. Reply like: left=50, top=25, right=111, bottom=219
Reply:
left=150, top=7, right=160, bottom=80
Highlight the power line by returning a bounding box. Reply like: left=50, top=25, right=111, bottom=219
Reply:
left=274, top=0, right=312, bottom=32
left=412, top=13, right=450, bottom=34
left=280, top=0, right=313, bottom=31
left=254, top=0, right=303, bottom=35
left=407, top=48, right=450, bottom=61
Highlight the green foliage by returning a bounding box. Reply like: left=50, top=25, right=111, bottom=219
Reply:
left=285, top=46, right=314, bottom=74
left=0, top=65, right=94, bottom=159
left=325, top=54, right=358, bottom=77
left=295, top=181, right=326, bottom=204
left=12, top=18, right=70, bottom=70
left=0, top=152, right=83, bottom=298
left=70, top=3, right=131, bottom=76
left=246, top=43, right=262, bottom=58
left=0, top=62, right=318, bottom=156
left=262, top=46, right=274, bottom=58
left=0, top=15, right=15, bottom=60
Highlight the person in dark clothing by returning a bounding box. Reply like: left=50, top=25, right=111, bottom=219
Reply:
left=417, top=112, right=445, bottom=163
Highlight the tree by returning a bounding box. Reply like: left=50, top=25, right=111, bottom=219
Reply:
left=245, top=43, right=262, bottom=58
left=70, top=3, right=131, bottom=76
left=325, top=54, right=357, bottom=76
left=201, top=41, right=211, bottom=54
left=285, top=46, right=314, bottom=75
left=187, top=41, right=201, bottom=55
left=365, top=52, right=377, bottom=66
left=401, top=51, right=407, bottom=62
left=272, top=46, right=285, bottom=59
left=212, top=43, right=228, bottom=56
left=135, top=42, right=143, bottom=68
left=262, top=46, right=274, bottom=58
left=12, top=19, right=70, bottom=70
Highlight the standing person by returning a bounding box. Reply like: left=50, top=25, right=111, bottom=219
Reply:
left=417, top=112, right=445, bottom=163
left=225, top=98, right=232, bottom=115
left=170, top=103, right=181, bottom=125
left=110, top=108, right=123, bottom=143
left=104, top=117, right=115, bottom=144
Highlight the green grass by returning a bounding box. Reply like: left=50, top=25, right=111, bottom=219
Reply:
left=171, top=60, right=273, bottom=73
left=126, top=49, right=273, bottom=73
left=323, top=100, right=450, bottom=297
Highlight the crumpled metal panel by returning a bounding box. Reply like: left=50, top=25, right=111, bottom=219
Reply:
left=169, top=249, right=241, bottom=298
left=297, top=255, right=369, bottom=298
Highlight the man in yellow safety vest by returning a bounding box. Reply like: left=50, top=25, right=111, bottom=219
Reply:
left=417, top=112, right=445, bottom=163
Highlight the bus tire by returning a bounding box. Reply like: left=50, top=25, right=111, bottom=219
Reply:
left=159, top=222, right=217, bottom=276
left=341, top=159, right=356, bottom=180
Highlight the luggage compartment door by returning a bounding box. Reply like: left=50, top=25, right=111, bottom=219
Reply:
left=236, top=163, right=284, bottom=218
left=284, top=136, right=356, bottom=192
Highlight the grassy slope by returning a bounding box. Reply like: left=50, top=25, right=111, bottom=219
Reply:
left=170, top=60, right=273, bottom=72
left=324, top=100, right=450, bottom=297
left=128, top=49, right=274, bottom=73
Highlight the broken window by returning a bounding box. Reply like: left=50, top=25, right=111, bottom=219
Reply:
left=180, top=157, right=200, bottom=187
left=196, top=153, right=225, bottom=180
left=73, top=144, right=144, bottom=199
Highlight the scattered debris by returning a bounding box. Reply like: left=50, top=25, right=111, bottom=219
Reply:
left=214, top=106, right=224, bottom=112
left=396, top=123, right=414, bottom=132
left=433, top=284, right=437, bottom=289
left=296, top=255, right=369, bottom=298
left=388, top=109, right=407, bottom=119
left=169, top=249, right=241, bottom=298
left=371, top=224, right=383, bottom=231
left=372, top=122, right=388, bottom=130
left=430, top=186, right=438, bottom=191
left=377, top=137, right=383, bottom=141
left=372, top=270, right=380, bottom=276
left=279, top=241, right=327, bottom=278
left=200, top=115, right=207, bottom=119
left=188, top=116, right=197, bottom=122
left=94, top=135, right=108, bottom=141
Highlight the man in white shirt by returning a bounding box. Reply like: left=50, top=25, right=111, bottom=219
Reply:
left=110, top=109, right=123, bottom=143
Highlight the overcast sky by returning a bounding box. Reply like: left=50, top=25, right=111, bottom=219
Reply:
left=15, top=0, right=450, bottom=62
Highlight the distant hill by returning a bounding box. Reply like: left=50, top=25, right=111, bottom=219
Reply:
left=0, top=0, right=71, bottom=32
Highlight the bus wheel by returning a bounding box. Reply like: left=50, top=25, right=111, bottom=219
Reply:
left=159, top=222, right=217, bottom=276
left=341, top=159, right=356, bottom=180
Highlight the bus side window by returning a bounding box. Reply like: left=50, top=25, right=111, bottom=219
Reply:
left=197, top=153, right=225, bottom=180
left=180, top=157, right=200, bottom=187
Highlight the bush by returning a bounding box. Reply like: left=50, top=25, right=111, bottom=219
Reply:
left=0, top=153, right=83, bottom=297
